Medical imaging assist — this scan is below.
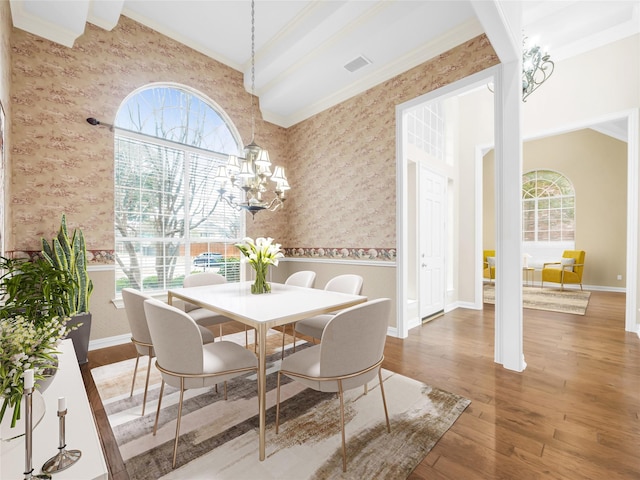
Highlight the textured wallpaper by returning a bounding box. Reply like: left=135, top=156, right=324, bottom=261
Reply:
left=0, top=1, right=10, bottom=258
left=9, top=16, right=287, bottom=257
left=9, top=14, right=497, bottom=262
left=285, top=35, right=498, bottom=253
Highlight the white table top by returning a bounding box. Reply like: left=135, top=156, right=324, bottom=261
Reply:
left=168, top=281, right=367, bottom=329
left=0, top=339, right=107, bottom=480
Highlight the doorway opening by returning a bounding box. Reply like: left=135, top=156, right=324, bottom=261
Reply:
left=396, top=68, right=496, bottom=337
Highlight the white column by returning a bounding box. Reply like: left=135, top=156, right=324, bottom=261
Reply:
left=494, top=59, right=525, bottom=372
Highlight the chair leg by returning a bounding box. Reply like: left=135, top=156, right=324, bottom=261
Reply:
left=292, top=324, right=297, bottom=353
left=245, top=325, right=248, bottom=348
left=172, top=379, right=186, bottom=469
left=153, top=380, right=165, bottom=435
left=219, top=324, right=223, bottom=340
left=338, top=380, right=347, bottom=473
left=281, top=325, right=287, bottom=361
left=141, top=351, right=153, bottom=416
left=378, top=369, right=391, bottom=433
left=224, top=381, right=228, bottom=401
left=275, top=371, right=282, bottom=434
left=130, top=353, right=141, bottom=397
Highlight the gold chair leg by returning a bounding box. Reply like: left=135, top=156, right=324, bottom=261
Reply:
left=130, top=353, right=140, bottom=397
left=219, top=323, right=223, bottom=340
left=378, top=369, right=391, bottom=433
left=281, top=325, right=287, bottom=361
left=153, top=380, right=165, bottom=435
left=141, top=351, right=152, bottom=416
left=245, top=325, right=249, bottom=348
left=338, top=380, right=347, bottom=473
left=275, top=371, right=282, bottom=434
left=292, top=324, right=297, bottom=353
left=172, top=379, right=186, bottom=468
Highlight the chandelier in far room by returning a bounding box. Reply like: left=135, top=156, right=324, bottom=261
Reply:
left=522, top=37, right=555, bottom=102
left=213, top=0, right=290, bottom=219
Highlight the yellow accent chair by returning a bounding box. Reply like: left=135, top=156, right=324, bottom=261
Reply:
left=541, top=250, right=586, bottom=290
left=483, top=250, right=496, bottom=283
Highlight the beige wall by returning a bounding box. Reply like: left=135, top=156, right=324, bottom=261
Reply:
left=4, top=8, right=499, bottom=343
left=483, top=129, right=627, bottom=288
left=457, top=34, right=639, bottom=309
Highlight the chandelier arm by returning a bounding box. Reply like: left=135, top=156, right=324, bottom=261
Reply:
left=214, top=189, right=244, bottom=212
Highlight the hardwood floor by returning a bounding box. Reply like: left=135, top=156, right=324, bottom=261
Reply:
left=83, top=291, right=640, bottom=479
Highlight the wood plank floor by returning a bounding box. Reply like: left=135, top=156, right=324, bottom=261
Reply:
left=82, top=290, right=640, bottom=479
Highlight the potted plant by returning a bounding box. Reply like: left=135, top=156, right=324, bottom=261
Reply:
left=0, top=256, right=76, bottom=428
left=42, top=214, right=94, bottom=364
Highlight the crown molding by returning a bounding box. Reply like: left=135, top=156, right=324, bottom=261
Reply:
left=121, top=7, right=243, bottom=72
left=262, top=18, right=484, bottom=128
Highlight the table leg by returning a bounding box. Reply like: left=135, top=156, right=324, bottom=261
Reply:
left=257, top=323, right=267, bottom=461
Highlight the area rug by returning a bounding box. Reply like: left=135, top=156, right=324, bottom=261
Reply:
left=484, top=284, right=591, bottom=315
left=91, top=331, right=470, bottom=480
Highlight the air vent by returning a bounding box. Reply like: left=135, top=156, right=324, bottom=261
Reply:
left=344, top=55, right=372, bottom=73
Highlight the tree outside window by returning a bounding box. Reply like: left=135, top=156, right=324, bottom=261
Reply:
left=114, top=86, right=243, bottom=294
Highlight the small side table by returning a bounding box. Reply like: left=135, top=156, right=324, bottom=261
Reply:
left=523, top=267, right=535, bottom=287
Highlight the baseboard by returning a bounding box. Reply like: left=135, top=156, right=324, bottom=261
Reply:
left=89, top=333, right=130, bottom=351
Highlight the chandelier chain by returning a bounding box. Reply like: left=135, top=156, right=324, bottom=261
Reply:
left=212, top=0, right=289, bottom=218
left=250, top=0, right=256, bottom=140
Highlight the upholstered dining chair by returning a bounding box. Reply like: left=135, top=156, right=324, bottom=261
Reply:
left=276, top=298, right=391, bottom=472
left=143, top=298, right=258, bottom=469
left=541, top=250, right=586, bottom=290
left=292, top=274, right=363, bottom=350
left=122, top=288, right=216, bottom=416
left=279, top=271, right=317, bottom=359
left=182, top=272, right=234, bottom=342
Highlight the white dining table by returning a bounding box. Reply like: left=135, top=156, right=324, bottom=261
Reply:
left=167, top=281, right=367, bottom=461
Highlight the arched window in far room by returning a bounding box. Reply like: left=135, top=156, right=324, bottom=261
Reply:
left=114, top=84, right=243, bottom=294
left=522, top=169, right=576, bottom=257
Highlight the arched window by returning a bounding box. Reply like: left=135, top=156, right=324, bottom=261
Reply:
left=114, top=85, right=243, bottom=294
left=522, top=169, right=575, bottom=248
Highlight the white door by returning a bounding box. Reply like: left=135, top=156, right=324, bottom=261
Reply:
left=419, top=166, right=446, bottom=320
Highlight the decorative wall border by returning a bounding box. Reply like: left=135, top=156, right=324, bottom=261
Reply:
left=284, top=247, right=396, bottom=262
left=10, top=250, right=116, bottom=264
left=11, top=247, right=395, bottom=264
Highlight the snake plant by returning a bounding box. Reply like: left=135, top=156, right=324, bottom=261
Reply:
left=41, top=214, right=93, bottom=315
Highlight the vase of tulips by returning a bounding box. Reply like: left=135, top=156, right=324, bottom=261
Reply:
left=235, top=237, right=284, bottom=294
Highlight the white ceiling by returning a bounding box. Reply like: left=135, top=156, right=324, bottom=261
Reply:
left=9, top=0, right=640, bottom=129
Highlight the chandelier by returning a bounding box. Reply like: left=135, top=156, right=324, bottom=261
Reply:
left=213, top=0, right=290, bottom=218
left=522, top=37, right=555, bottom=102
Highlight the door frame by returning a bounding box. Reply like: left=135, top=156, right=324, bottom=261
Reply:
left=396, top=68, right=496, bottom=338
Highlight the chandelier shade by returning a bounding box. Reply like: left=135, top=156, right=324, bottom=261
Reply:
left=212, top=0, right=289, bottom=218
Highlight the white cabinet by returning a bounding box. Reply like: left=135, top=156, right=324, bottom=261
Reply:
left=1, top=339, right=108, bottom=479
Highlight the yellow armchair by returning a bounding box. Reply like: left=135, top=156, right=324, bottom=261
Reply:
left=541, top=250, right=585, bottom=290
left=483, top=249, right=496, bottom=283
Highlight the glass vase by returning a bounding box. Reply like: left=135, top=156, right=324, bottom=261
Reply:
left=251, top=263, right=271, bottom=294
